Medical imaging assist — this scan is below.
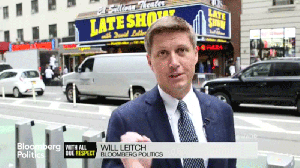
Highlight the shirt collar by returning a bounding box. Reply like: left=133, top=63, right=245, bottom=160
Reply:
left=158, top=85, right=194, bottom=116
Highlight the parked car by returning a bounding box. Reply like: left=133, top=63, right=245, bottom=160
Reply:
left=62, top=52, right=157, bottom=102
left=0, top=63, right=12, bottom=72
left=0, top=69, right=45, bottom=97
left=201, top=60, right=300, bottom=114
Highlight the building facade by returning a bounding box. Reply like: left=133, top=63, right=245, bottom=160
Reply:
left=64, top=0, right=241, bottom=77
left=241, top=0, right=299, bottom=68
left=0, top=0, right=107, bottom=43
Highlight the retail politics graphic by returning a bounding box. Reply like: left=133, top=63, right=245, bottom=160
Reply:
left=75, top=4, right=231, bottom=42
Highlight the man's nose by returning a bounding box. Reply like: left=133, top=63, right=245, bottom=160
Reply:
left=169, top=52, right=180, bottom=70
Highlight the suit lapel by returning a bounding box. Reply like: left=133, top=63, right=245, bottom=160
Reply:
left=145, top=86, right=182, bottom=168
left=194, top=89, right=217, bottom=142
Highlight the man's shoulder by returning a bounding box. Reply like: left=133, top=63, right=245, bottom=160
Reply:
left=113, top=91, right=151, bottom=117
left=194, top=89, right=232, bottom=111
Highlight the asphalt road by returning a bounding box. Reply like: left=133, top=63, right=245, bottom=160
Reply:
left=0, top=86, right=299, bottom=167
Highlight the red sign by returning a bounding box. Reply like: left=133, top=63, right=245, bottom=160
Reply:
left=63, top=44, right=77, bottom=49
left=11, top=42, right=53, bottom=51
left=199, top=44, right=224, bottom=51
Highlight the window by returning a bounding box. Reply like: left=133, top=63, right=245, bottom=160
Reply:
left=273, top=63, right=300, bottom=76
left=67, top=0, right=76, bottom=7
left=22, top=71, right=39, bottom=78
left=90, top=0, right=100, bottom=2
left=4, top=31, right=10, bottom=42
left=68, top=22, right=75, bottom=36
left=31, top=0, right=39, bottom=14
left=48, top=0, right=56, bottom=10
left=3, top=6, right=9, bottom=19
left=32, top=27, right=39, bottom=40
left=0, top=65, right=12, bottom=72
left=49, top=24, right=57, bottom=38
left=16, top=3, right=22, bottom=16
left=273, top=0, right=294, bottom=5
left=80, top=58, right=94, bottom=72
left=17, top=29, right=24, bottom=41
left=0, top=72, right=17, bottom=79
left=243, top=63, right=272, bottom=78
left=250, top=28, right=296, bottom=64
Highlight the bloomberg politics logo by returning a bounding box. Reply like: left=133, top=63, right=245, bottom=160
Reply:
left=193, top=10, right=206, bottom=36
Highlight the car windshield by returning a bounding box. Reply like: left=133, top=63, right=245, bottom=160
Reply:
left=0, top=65, right=12, bottom=72
left=22, top=71, right=39, bottom=78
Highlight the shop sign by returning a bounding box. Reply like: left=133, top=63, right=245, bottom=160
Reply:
left=78, top=47, right=91, bottom=51
left=97, top=0, right=166, bottom=15
left=63, top=44, right=78, bottom=49
left=198, top=44, right=223, bottom=51
left=285, top=28, right=295, bottom=38
left=205, top=38, right=227, bottom=42
left=76, top=4, right=231, bottom=42
left=250, top=30, right=260, bottom=39
left=9, top=40, right=55, bottom=51
left=107, top=40, right=144, bottom=45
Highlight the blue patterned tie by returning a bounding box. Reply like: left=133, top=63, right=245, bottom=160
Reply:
left=177, top=100, right=205, bottom=168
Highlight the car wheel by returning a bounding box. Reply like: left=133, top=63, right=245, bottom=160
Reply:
left=37, top=90, right=44, bottom=96
left=13, top=88, right=22, bottom=98
left=296, top=99, right=300, bottom=116
left=133, top=89, right=144, bottom=99
left=213, top=92, right=231, bottom=105
left=66, top=85, right=80, bottom=103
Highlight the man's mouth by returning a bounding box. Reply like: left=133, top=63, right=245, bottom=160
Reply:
left=169, top=74, right=182, bottom=78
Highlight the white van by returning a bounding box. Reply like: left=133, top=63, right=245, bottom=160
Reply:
left=62, top=52, right=157, bottom=102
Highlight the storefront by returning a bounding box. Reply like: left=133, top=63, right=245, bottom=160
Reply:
left=250, top=28, right=296, bottom=64
left=65, top=1, right=232, bottom=77
left=7, top=40, right=59, bottom=76
left=59, top=44, right=106, bottom=72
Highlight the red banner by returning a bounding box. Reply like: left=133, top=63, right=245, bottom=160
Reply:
left=11, top=42, right=53, bottom=51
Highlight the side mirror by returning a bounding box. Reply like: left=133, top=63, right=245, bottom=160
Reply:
left=75, top=66, right=80, bottom=73
left=238, top=75, right=244, bottom=82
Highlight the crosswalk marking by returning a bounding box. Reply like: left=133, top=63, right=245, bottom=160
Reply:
left=236, top=116, right=286, bottom=132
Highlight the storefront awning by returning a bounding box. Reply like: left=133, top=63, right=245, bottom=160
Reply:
left=0, top=42, right=10, bottom=51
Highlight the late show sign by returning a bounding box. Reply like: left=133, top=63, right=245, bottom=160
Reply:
left=75, top=4, right=231, bottom=42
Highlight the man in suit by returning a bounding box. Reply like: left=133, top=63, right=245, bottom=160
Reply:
left=102, top=16, right=236, bottom=168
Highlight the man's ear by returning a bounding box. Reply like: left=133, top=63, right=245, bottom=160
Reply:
left=194, top=48, right=199, bottom=64
left=147, top=54, right=154, bottom=71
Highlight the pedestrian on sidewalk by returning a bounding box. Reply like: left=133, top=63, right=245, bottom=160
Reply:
left=63, top=65, right=68, bottom=75
left=45, top=66, right=54, bottom=86
left=229, top=62, right=236, bottom=76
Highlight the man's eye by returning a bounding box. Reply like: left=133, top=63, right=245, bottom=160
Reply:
left=177, top=48, right=187, bottom=54
left=158, top=51, right=167, bottom=57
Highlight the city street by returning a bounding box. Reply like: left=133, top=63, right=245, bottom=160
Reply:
left=0, top=86, right=299, bottom=167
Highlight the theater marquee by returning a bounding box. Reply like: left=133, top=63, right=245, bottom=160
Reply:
left=75, top=4, right=231, bottom=42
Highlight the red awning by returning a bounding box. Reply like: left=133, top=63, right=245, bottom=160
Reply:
left=0, top=42, right=10, bottom=51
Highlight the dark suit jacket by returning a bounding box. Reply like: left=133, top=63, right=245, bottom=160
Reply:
left=102, top=86, right=236, bottom=168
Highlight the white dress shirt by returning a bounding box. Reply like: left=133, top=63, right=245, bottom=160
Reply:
left=158, top=85, right=208, bottom=168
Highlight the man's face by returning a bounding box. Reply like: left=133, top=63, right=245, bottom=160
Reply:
left=147, top=32, right=198, bottom=99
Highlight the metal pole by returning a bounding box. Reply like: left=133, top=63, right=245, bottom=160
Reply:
left=2, top=86, right=5, bottom=98
left=73, top=83, right=76, bottom=107
left=130, top=85, right=133, bottom=100
left=32, top=83, right=36, bottom=103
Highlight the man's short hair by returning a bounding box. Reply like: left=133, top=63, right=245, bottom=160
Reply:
left=144, top=16, right=197, bottom=55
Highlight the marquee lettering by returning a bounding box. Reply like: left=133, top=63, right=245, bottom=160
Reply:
left=208, top=8, right=226, bottom=30
left=90, top=9, right=176, bottom=37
